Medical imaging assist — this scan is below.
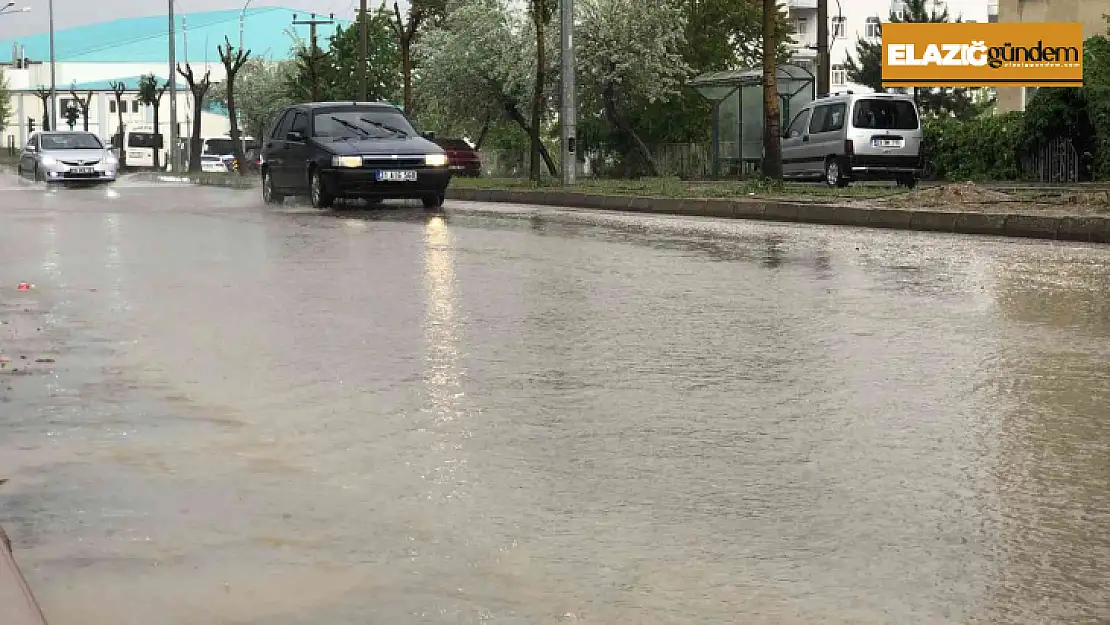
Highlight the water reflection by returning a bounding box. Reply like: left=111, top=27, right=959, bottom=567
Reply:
left=102, top=213, right=129, bottom=314
left=421, top=215, right=468, bottom=503
left=977, top=256, right=1110, bottom=622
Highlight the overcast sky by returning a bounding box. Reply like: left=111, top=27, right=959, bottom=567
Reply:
left=0, top=1, right=405, bottom=39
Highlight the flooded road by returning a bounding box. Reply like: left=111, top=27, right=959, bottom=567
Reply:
left=2, top=174, right=1109, bottom=624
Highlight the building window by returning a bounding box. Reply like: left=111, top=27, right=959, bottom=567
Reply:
left=795, top=17, right=808, bottom=36
left=988, top=13, right=998, bottom=23
left=865, top=17, right=882, bottom=39
left=132, top=100, right=140, bottom=113
left=109, top=100, right=117, bottom=114
left=831, top=64, right=847, bottom=86
left=832, top=16, right=847, bottom=39
left=890, top=1, right=905, bottom=20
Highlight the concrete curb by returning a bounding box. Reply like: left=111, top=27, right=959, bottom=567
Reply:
left=445, top=188, right=1110, bottom=244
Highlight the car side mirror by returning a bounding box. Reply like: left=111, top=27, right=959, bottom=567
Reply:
left=422, top=131, right=436, bottom=140
left=286, top=130, right=305, bottom=142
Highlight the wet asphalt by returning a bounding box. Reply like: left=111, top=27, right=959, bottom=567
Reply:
left=2, top=172, right=1110, bottom=624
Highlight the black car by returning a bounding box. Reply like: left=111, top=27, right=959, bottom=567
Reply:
left=260, top=102, right=451, bottom=209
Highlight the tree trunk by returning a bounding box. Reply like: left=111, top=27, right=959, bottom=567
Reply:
left=502, top=99, right=557, bottom=176
left=602, top=84, right=659, bottom=176
left=475, top=115, right=491, bottom=150
left=152, top=104, right=161, bottom=170
left=227, top=83, right=246, bottom=175
left=402, top=43, right=413, bottom=114
left=39, top=99, right=49, bottom=131
left=190, top=99, right=204, bottom=173
left=117, top=107, right=126, bottom=169
left=761, top=0, right=783, bottom=179
left=529, top=2, right=545, bottom=182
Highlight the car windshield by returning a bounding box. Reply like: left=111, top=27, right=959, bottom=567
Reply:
left=41, top=133, right=103, bottom=150
left=313, top=108, right=417, bottom=139
left=852, top=99, right=919, bottom=130
left=205, top=139, right=236, bottom=155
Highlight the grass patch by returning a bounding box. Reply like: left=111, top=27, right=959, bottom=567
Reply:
left=450, top=176, right=902, bottom=200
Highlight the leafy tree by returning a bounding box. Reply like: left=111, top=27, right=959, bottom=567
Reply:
left=138, top=74, right=169, bottom=169
left=413, top=0, right=558, bottom=175
left=0, top=69, right=10, bottom=135
left=390, top=0, right=446, bottom=113
left=287, top=10, right=401, bottom=104
left=211, top=59, right=297, bottom=140
left=577, top=0, right=691, bottom=175
left=843, top=0, right=990, bottom=119
left=218, top=37, right=252, bottom=175
left=177, top=63, right=213, bottom=173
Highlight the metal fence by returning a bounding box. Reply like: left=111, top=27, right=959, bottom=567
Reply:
left=1020, top=136, right=1081, bottom=183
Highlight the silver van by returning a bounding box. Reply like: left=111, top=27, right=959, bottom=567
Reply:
left=781, top=92, right=923, bottom=188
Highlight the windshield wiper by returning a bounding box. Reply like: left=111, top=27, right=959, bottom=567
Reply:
left=358, top=117, right=408, bottom=137
left=329, top=116, right=371, bottom=137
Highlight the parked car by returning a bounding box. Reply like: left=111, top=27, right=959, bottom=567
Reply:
left=433, top=137, right=481, bottom=177
left=200, top=154, right=230, bottom=173
left=260, top=101, right=451, bottom=209
left=780, top=91, right=923, bottom=188
left=17, top=131, right=119, bottom=184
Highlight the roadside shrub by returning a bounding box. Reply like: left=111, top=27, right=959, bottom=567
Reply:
left=923, top=112, right=1023, bottom=181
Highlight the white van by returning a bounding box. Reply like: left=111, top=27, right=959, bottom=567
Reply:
left=781, top=91, right=924, bottom=188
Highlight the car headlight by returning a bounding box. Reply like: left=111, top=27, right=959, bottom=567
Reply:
left=40, top=155, right=57, bottom=166
left=331, top=155, right=362, bottom=168
left=425, top=153, right=448, bottom=167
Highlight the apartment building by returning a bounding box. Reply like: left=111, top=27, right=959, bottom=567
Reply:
left=996, top=0, right=1110, bottom=112
left=785, top=0, right=994, bottom=93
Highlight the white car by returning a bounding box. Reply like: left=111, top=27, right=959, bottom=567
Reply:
left=17, top=131, right=119, bottom=184
left=200, top=155, right=230, bottom=173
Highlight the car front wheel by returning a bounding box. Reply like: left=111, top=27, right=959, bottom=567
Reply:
left=824, top=158, right=849, bottom=188
left=422, top=193, right=445, bottom=209
left=262, top=170, right=284, bottom=205
left=309, top=169, right=334, bottom=209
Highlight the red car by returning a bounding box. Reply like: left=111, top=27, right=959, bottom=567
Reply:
left=434, top=138, right=481, bottom=177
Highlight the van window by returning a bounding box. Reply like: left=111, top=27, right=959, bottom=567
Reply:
left=785, top=110, right=811, bottom=138
left=271, top=110, right=293, bottom=138
left=852, top=99, right=919, bottom=130
left=808, top=103, right=846, bottom=134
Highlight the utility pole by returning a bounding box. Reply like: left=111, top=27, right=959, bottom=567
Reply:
left=239, top=0, right=253, bottom=53
left=169, top=0, right=179, bottom=172
left=47, top=0, right=55, bottom=128
left=559, top=0, right=576, bottom=185
left=358, top=0, right=368, bottom=101
left=293, top=12, right=335, bottom=102
left=817, top=0, right=829, bottom=96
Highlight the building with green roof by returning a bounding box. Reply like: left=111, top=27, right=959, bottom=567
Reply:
left=2, top=7, right=348, bottom=147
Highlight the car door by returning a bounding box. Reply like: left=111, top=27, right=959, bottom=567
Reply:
left=264, top=110, right=294, bottom=189
left=284, top=111, right=312, bottom=193
left=19, top=134, right=38, bottom=177
left=780, top=109, right=812, bottom=177
left=808, top=102, right=847, bottom=174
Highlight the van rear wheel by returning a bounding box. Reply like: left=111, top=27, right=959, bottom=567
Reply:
left=824, top=158, right=849, bottom=188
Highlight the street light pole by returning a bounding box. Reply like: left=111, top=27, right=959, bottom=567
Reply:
left=559, top=0, right=575, bottom=185
left=48, top=0, right=55, bottom=129
left=169, top=0, right=179, bottom=171
left=817, top=0, right=829, bottom=96
left=239, top=0, right=253, bottom=52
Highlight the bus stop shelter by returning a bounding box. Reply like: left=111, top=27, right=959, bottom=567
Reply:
left=689, top=65, right=816, bottom=178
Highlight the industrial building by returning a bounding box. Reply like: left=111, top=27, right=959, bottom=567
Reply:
left=1, top=6, right=345, bottom=150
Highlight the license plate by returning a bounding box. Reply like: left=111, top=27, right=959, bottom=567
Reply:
left=376, top=170, right=417, bottom=182
left=873, top=139, right=902, bottom=148
left=70, top=167, right=94, bottom=174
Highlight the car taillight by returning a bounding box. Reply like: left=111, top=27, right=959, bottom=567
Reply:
left=844, top=139, right=854, bottom=154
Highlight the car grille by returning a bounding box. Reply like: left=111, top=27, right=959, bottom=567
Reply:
left=61, top=159, right=100, bottom=166
left=361, top=156, right=425, bottom=169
